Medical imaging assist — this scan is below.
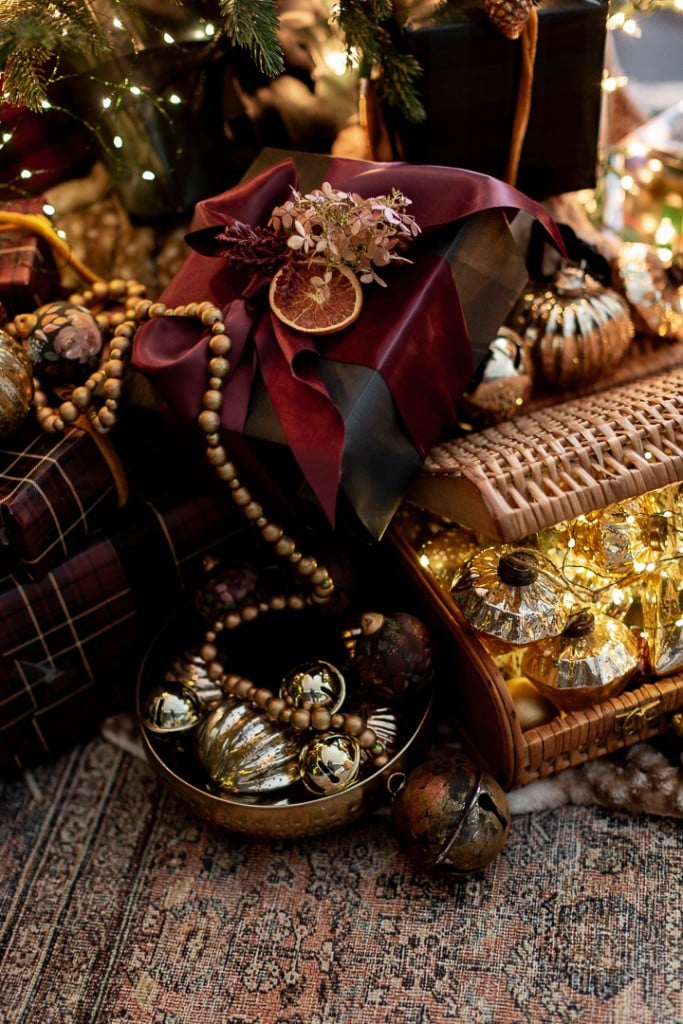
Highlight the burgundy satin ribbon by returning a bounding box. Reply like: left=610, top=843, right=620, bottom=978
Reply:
left=133, top=156, right=564, bottom=525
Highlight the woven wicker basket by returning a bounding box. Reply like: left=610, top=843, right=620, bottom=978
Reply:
left=390, top=369, right=683, bottom=789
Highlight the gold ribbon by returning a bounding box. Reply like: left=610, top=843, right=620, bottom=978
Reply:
left=504, top=7, right=539, bottom=187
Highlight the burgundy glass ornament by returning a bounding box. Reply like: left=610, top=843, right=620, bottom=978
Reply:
left=349, top=611, right=435, bottom=700
left=195, top=562, right=265, bottom=625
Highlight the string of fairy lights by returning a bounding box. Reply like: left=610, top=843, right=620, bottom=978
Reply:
left=0, top=0, right=680, bottom=239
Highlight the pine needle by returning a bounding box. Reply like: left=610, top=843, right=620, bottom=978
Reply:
left=218, top=0, right=284, bottom=78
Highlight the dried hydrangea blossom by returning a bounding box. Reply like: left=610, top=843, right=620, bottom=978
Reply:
left=269, top=182, right=421, bottom=286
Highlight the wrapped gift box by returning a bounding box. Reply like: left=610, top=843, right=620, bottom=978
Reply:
left=133, top=148, right=562, bottom=541
left=0, top=488, right=244, bottom=775
left=371, top=0, right=608, bottom=200
left=0, top=196, right=61, bottom=317
left=0, top=406, right=218, bottom=581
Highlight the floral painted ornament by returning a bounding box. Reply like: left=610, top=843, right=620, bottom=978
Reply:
left=13, top=301, right=104, bottom=380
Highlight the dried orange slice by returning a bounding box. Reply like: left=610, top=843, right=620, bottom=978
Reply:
left=269, top=260, right=363, bottom=335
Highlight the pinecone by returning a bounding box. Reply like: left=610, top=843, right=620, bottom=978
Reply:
left=483, top=0, right=535, bottom=40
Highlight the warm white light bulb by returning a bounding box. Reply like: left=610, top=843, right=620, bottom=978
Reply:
left=142, top=170, right=156, bottom=181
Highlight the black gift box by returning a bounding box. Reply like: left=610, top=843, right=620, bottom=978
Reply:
left=374, top=0, right=608, bottom=200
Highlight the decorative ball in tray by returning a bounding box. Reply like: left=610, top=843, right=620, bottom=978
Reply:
left=137, top=602, right=434, bottom=839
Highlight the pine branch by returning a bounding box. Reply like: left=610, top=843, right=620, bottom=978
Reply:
left=0, top=0, right=111, bottom=110
left=333, top=0, right=426, bottom=123
left=218, top=0, right=284, bottom=78
left=1, top=43, right=50, bottom=111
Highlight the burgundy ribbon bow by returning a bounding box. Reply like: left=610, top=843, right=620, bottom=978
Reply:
left=133, top=156, right=563, bottom=525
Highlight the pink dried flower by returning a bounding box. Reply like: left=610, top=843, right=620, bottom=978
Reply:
left=269, top=184, right=420, bottom=286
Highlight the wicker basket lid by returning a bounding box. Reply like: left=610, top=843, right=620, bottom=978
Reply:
left=408, top=370, right=683, bottom=542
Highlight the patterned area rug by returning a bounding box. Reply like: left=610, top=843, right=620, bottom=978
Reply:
left=1, top=734, right=682, bottom=1024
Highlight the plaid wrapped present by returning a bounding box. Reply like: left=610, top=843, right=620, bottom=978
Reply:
left=0, top=196, right=61, bottom=317
left=0, top=489, right=244, bottom=775
left=0, top=408, right=210, bottom=581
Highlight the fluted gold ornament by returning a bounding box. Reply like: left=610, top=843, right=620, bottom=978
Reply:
left=521, top=608, right=640, bottom=711
left=641, top=564, right=683, bottom=677
left=0, top=329, right=34, bottom=438
left=451, top=547, right=576, bottom=647
left=195, top=698, right=302, bottom=793
left=512, top=266, right=634, bottom=391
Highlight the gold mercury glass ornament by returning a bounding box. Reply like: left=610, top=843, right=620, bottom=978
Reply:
left=613, top=242, right=683, bottom=342
left=0, top=329, right=34, bottom=438
left=641, top=565, right=683, bottom=677
left=521, top=608, right=641, bottom=711
left=195, top=697, right=302, bottom=793
left=451, top=547, right=576, bottom=648
left=456, top=325, right=534, bottom=431
left=417, top=523, right=482, bottom=591
left=142, top=682, right=204, bottom=735
left=299, top=732, right=361, bottom=795
left=511, top=265, right=634, bottom=391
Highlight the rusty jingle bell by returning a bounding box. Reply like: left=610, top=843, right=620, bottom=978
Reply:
left=390, top=755, right=510, bottom=874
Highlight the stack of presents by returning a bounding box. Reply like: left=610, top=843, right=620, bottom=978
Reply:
left=1, top=0, right=682, bottom=865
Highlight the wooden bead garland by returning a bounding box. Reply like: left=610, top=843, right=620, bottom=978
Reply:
left=218, top=671, right=390, bottom=770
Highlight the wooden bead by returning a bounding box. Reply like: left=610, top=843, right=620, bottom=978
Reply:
left=97, top=408, right=117, bottom=428
left=240, top=605, right=259, bottom=622
left=235, top=679, right=253, bottom=700
left=206, top=660, right=224, bottom=680
left=358, top=729, right=378, bottom=750
left=198, top=410, right=221, bottom=434
left=208, top=356, right=230, bottom=379
left=59, top=402, right=80, bottom=423
left=254, top=688, right=273, bottom=708
left=343, top=714, right=364, bottom=737
left=215, top=463, right=237, bottom=482
left=71, top=387, right=91, bottom=409
left=266, top=697, right=286, bottom=721
left=292, top=708, right=311, bottom=730
left=203, top=389, right=223, bottom=411
left=310, top=708, right=331, bottom=732
left=105, top=359, right=125, bottom=378
left=200, top=642, right=217, bottom=662
left=206, top=446, right=227, bottom=467
left=231, top=487, right=251, bottom=507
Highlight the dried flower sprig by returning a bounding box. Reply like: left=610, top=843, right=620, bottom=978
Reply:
left=269, top=182, right=421, bottom=287
left=211, top=221, right=291, bottom=276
